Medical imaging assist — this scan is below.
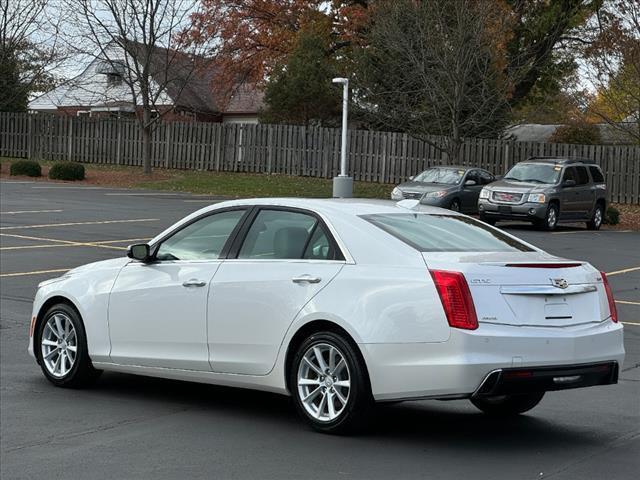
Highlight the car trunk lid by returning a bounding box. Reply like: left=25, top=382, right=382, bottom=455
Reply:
left=422, top=251, right=608, bottom=327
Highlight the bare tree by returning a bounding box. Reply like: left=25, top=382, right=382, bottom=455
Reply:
left=355, top=0, right=516, bottom=162
left=64, top=0, right=204, bottom=174
left=0, top=0, right=66, bottom=111
left=581, top=0, right=640, bottom=144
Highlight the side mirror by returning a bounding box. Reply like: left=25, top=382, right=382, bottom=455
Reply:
left=562, top=179, right=576, bottom=188
left=464, top=179, right=477, bottom=186
left=127, top=243, right=151, bottom=262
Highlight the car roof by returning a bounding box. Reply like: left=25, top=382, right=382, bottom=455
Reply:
left=424, top=165, right=489, bottom=171
left=205, top=197, right=455, bottom=218
left=523, top=156, right=597, bottom=165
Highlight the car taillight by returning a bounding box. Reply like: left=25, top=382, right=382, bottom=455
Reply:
left=600, top=271, right=618, bottom=323
left=429, top=270, right=478, bottom=330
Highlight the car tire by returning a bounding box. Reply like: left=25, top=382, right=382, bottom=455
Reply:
left=35, top=303, right=102, bottom=388
left=479, top=213, right=496, bottom=225
left=290, top=331, right=372, bottom=434
left=470, top=392, right=545, bottom=416
left=540, top=204, right=559, bottom=231
left=449, top=199, right=461, bottom=212
left=586, top=204, right=604, bottom=230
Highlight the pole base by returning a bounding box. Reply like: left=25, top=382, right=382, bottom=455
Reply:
left=332, top=176, right=353, bottom=198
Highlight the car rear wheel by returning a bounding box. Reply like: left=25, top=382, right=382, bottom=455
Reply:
left=36, top=303, right=101, bottom=388
left=291, top=331, right=372, bottom=434
left=587, top=204, right=604, bottom=230
left=470, top=392, right=545, bottom=416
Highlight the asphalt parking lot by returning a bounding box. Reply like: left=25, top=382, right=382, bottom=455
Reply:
left=1, top=180, right=639, bottom=480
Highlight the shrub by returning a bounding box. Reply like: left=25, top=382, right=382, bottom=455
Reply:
left=604, top=206, right=620, bottom=225
left=48, top=162, right=85, bottom=181
left=10, top=160, right=41, bottom=177
left=549, top=121, right=602, bottom=145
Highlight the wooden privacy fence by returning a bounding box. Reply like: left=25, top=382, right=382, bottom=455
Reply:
left=2, top=112, right=639, bottom=204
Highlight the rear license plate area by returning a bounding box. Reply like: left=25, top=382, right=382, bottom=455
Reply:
left=498, top=206, right=512, bottom=213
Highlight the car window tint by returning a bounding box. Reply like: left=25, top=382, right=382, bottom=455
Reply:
left=362, top=213, right=533, bottom=252
left=478, top=170, right=494, bottom=185
left=575, top=166, right=589, bottom=185
left=589, top=166, right=604, bottom=183
left=238, top=210, right=317, bottom=259
left=466, top=170, right=480, bottom=183
left=563, top=167, right=577, bottom=183
left=156, top=209, right=246, bottom=261
left=303, top=224, right=333, bottom=260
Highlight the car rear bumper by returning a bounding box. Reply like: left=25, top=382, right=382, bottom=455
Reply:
left=478, top=200, right=546, bottom=221
left=361, top=320, right=625, bottom=401
left=472, top=361, right=618, bottom=397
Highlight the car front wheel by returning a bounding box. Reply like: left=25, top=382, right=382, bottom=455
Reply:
left=539, top=204, right=558, bottom=231
left=291, top=331, right=372, bottom=434
left=470, top=392, right=545, bottom=416
left=36, top=303, right=101, bottom=388
left=587, top=204, right=604, bottom=230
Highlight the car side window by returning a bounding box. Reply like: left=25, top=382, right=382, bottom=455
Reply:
left=589, top=166, right=605, bottom=183
left=562, top=167, right=577, bottom=184
left=303, top=224, right=335, bottom=260
left=465, top=170, right=480, bottom=184
left=478, top=170, right=494, bottom=185
left=156, top=209, right=246, bottom=261
left=238, top=209, right=318, bottom=260
left=575, top=166, right=589, bottom=185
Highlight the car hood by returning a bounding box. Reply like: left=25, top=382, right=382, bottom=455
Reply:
left=65, top=257, right=130, bottom=276
left=397, top=182, right=457, bottom=193
left=485, top=179, right=549, bottom=194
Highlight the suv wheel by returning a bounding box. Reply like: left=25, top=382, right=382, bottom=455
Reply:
left=540, top=204, right=558, bottom=231
left=587, top=204, right=604, bottom=230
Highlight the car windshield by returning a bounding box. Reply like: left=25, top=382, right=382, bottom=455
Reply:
left=361, top=213, right=533, bottom=252
left=503, top=163, right=561, bottom=184
left=413, top=168, right=465, bottom=185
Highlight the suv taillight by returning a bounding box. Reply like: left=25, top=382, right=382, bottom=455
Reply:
left=429, top=270, right=478, bottom=330
left=600, top=271, right=618, bottom=323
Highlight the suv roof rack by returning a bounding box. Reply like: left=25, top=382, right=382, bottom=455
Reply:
left=525, top=156, right=596, bottom=165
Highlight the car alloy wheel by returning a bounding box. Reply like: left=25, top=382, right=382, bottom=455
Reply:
left=297, top=343, right=351, bottom=422
left=587, top=205, right=603, bottom=230
left=543, top=205, right=558, bottom=230
left=450, top=200, right=460, bottom=212
left=41, top=312, right=78, bottom=378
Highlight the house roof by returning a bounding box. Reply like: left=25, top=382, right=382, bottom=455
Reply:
left=30, top=41, right=264, bottom=116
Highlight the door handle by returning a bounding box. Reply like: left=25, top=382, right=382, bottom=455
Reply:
left=292, top=275, right=322, bottom=284
left=182, top=279, right=206, bottom=288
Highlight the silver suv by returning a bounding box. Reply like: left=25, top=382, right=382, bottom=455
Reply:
left=477, top=157, right=607, bottom=231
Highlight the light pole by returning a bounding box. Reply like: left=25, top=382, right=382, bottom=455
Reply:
left=332, top=77, right=353, bottom=198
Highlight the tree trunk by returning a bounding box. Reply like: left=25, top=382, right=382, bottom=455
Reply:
left=142, top=108, right=152, bottom=175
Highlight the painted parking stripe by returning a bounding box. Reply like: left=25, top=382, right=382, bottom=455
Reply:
left=616, top=300, right=640, bottom=306
left=0, top=268, right=70, bottom=278
left=606, top=266, right=640, bottom=276
left=0, top=209, right=63, bottom=215
left=105, top=193, right=181, bottom=196
left=0, top=235, right=151, bottom=251
left=622, top=321, right=640, bottom=326
left=0, top=218, right=158, bottom=231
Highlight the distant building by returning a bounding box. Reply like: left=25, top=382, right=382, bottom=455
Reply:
left=28, top=42, right=264, bottom=124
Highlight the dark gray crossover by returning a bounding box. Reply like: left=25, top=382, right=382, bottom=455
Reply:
left=390, top=166, right=495, bottom=213
left=478, top=157, right=607, bottom=230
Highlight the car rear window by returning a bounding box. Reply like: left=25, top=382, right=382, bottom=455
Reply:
left=589, top=166, right=605, bottom=183
left=361, top=213, right=533, bottom=252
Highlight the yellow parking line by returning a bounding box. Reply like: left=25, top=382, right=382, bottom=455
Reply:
left=0, top=268, right=70, bottom=278
left=0, top=234, right=151, bottom=251
left=622, top=321, right=640, bottom=326
left=616, top=300, right=640, bottom=306
left=0, top=209, right=63, bottom=215
left=0, top=218, right=158, bottom=231
left=606, top=266, right=640, bottom=277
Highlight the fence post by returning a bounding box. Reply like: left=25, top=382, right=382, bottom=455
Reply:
left=67, top=116, right=73, bottom=161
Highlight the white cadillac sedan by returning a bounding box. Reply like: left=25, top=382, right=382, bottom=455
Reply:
left=28, top=198, right=624, bottom=433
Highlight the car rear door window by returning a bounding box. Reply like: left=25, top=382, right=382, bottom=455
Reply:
left=156, top=209, right=246, bottom=261
left=238, top=209, right=338, bottom=260
left=589, top=166, right=605, bottom=183
left=575, top=166, right=589, bottom=185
